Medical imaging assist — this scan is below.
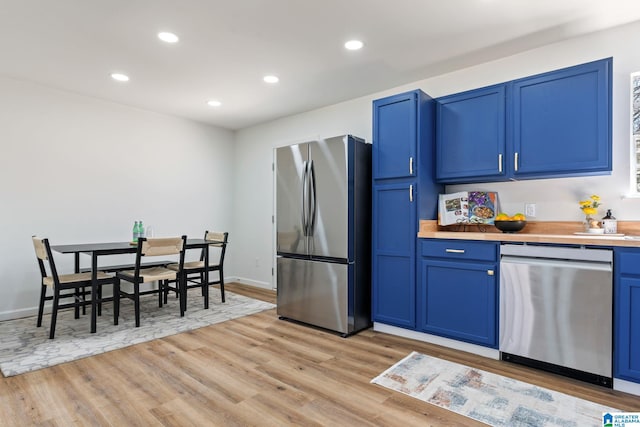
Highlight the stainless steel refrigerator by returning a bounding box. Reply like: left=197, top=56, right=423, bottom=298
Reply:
left=276, top=135, right=371, bottom=336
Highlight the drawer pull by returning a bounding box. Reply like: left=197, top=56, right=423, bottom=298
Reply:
left=487, top=270, right=494, bottom=276
left=498, top=154, right=503, bottom=173
left=409, top=157, right=414, bottom=175
left=409, top=184, right=413, bottom=202
left=445, top=249, right=465, bottom=254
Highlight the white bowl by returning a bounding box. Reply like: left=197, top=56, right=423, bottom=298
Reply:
left=587, top=228, right=604, bottom=234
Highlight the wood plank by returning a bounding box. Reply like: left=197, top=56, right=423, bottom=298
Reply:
left=1, top=282, right=638, bottom=427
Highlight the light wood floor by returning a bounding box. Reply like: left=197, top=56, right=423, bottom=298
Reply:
left=1, top=282, right=638, bottom=426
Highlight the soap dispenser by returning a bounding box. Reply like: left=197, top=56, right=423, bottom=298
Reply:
left=601, top=209, right=617, bottom=234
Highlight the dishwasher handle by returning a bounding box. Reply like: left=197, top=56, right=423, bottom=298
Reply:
left=500, top=244, right=612, bottom=263
left=500, top=255, right=612, bottom=272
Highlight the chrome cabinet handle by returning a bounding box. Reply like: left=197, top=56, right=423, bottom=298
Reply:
left=514, top=152, right=519, bottom=172
left=498, top=154, right=503, bottom=173
left=445, top=249, right=465, bottom=254
left=409, top=157, right=414, bottom=175
left=409, top=184, right=413, bottom=202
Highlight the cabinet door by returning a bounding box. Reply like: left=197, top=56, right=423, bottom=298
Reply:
left=616, top=277, right=640, bottom=382
left=372, top=182, right=416, bottom=328
left=512, top=58, right=611, bottom=178
left=420, top=258, right=497, bottom=347
left=436, top=85, right=506, bottom=183
left=373, top=92, right=417, bottom=180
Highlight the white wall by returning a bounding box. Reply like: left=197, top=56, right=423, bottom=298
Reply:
left=232, top=20, right=640, bottom=289
left=0, top=76, right=234, bottom=319
left=230, top=98, right=371, bottom=288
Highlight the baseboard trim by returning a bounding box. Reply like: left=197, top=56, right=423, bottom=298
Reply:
left=0, top=307, right=40, bottom=322
left=227, top=277, right=274, bottom=290
left=373, top=322, right=500, bottom=360
left=613, top=378, right=640, bottom=396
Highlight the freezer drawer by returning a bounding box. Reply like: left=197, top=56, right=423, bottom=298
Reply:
left=277, top=257, right=349, bottom=334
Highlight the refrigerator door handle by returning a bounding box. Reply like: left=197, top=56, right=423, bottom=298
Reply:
left=309, top=160, right=317, bottom=235
left=302, top=160, right=309, bottom=236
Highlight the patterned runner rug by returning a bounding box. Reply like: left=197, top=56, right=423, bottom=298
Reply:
left=371, top=351, right=619, bottom=427
left=0, top=290, right=275, bottom=377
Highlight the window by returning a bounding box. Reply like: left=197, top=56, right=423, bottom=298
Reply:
left=632, top=72, right=640, bottom=193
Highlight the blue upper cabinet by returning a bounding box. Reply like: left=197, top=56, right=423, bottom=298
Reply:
left=436, top=85, right=506, bottom=182
left=373, top=92, right=417, bottom=179
left=435, top=58, right=612, bottom=184
left=512, top=59, right=611, bottom=178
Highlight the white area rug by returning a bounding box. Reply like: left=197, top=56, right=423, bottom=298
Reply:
left=0, top=291, right=275, bottom=377
left=372, top=351, right=619, bottom=427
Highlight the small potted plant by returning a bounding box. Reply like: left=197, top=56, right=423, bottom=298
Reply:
left=579, top=195, right=602, bottom=233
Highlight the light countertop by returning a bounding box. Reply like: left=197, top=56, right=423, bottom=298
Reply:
left=418, top=220, right=640, bottom=247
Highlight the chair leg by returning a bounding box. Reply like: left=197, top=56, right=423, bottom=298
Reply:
left=82, top=286, right=87, bottom=315
left=203, top=273, right=209, bottom=309
left=97, top=286, right=103, bottom=316
left=158, top=281, right=164, bottom=308
left=134, top=283, right=140, bottom=327
left=37, top=285, right=47, bottom=327
left=179, top=274, right=186, bottom=317
left=220, top=268, right=225, bottom=303
left=49, top=290, right=60, bottom=339
left=74, top=288, right=81, bottom=319
left=200, top=272, right=205, bottom=296
left=113, top=279, right=120, bottom=326
left=163, top=281, right=169, bottom=304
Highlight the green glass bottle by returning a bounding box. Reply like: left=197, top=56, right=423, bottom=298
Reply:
left=132, top=221, right=139, bottom=242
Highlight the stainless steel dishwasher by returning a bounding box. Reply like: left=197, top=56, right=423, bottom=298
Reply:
left=499, top=244, right=613, bottom=387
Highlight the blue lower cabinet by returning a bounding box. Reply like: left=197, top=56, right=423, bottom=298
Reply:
left=373, top=255, right=415, bottom=328
left=419, top=240, right=498, bottom=348
left=616, top=278, right=640, bottom=382
left=371, top=182, right=417, bottom=328
left=615, top=248, right=640, bottom=383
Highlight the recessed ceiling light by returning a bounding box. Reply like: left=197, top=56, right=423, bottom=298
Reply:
left=110, top=73, right=130, bottom=82
left=158, top=32, right=179, bottom=43
left=263, top=75, right=279, bottom=84
left=344, top=40, right=364, bottom=50
left=207, top=100, right=222, bottom=107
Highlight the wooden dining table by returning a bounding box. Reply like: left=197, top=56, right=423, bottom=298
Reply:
left=51, top=239, right=210, bottom=333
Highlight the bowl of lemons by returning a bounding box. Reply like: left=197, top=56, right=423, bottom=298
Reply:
left=494, top=213, right=527, bottom=233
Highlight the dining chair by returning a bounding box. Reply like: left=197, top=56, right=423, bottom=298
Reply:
left=166, top=231, right=228, bottom=309
left=33, top=236, right=120, bottom=339
left=116, top=236, right=186, bottom=327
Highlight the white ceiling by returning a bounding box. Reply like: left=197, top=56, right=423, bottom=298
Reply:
left=2, top=0, right=640, bottom=131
